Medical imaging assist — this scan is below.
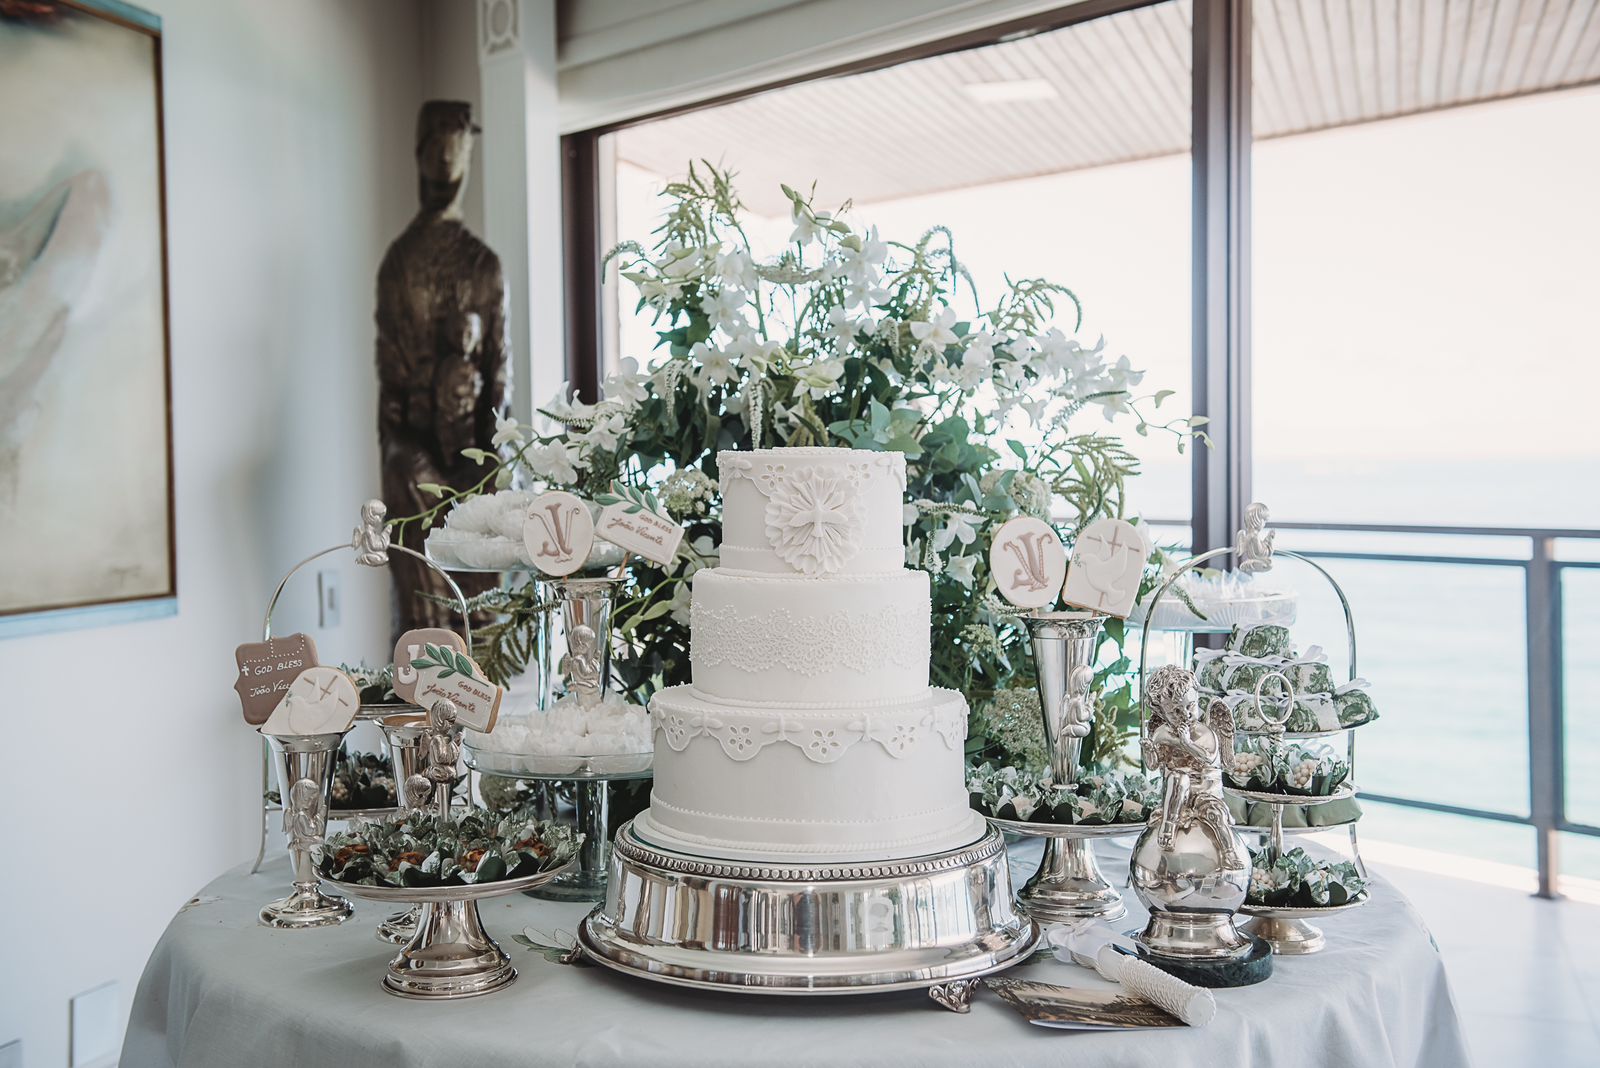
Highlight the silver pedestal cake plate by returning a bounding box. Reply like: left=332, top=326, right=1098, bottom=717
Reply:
left=580, top=821, right=1038, bottom=996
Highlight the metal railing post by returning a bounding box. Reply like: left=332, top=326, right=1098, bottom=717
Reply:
left=1527, top=535, right=1562, bottom=899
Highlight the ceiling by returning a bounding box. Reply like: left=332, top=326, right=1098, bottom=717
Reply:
left=610, top=0, right=1600, bottom=215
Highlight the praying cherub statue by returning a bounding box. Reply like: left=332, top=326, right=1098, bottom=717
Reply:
left=1142, top=664, right=1243, bottom=870
left=561, top=624, right=603, bottom=706
left=353, top=499, right=391, bottom=566
left=1235, top=502, right=1274, bottom=574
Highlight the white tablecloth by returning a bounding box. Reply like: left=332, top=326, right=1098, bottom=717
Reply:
left=122, top=844, right=1471, bottom=1068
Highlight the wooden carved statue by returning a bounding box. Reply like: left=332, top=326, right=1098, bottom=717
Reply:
left=375, top=100, right=508, bottom=638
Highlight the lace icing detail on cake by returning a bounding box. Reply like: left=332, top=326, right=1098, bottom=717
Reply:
left=760, top=465, right=864, bottom=576
left=691, top=601, right=927, bottom=677
left=720, top=450, right=908, bottom=494
left=652, top=695, right=966, bottom=763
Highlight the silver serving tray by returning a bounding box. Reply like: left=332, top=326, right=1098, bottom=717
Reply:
left=328, top=857, right=577, bottom=904
left=463, top=744, right=653, bottom=780
left=579, top=822, right=1038, bottom=996
left=1240, top=890, right=1370, bottom=919
left=1227, top=782, right=1357, bottom=806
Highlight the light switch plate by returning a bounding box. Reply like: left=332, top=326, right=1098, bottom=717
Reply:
left=69, top=981, right=119, bottom=1067
left=0, top=1038, right=22, bottom=1068
left=317, top=568, right=341, bottom=629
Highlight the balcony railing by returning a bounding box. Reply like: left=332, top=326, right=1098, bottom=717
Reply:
left=1144, top=517, right=1600, bottom=899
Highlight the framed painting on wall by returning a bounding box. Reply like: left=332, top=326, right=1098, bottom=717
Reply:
left=0, top=0, right=176, bottom=636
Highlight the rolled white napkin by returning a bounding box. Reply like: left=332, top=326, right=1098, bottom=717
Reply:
left=1047, top=922, right=1217, bottom=1027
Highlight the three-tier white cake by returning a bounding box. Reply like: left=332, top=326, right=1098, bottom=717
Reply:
left=634, top=446, right=987, bottom=862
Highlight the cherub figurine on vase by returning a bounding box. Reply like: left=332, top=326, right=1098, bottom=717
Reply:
left=1130, top=665, right=1270, bottom=984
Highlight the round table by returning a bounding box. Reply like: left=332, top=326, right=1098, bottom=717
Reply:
left=123, top=843, right=1470, bottom=1068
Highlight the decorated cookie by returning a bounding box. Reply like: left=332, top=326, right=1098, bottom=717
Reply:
left=260, top=666, right=360, bottom=737
left=234, top=633, right=319, bottom=725
left=989, top=516, right=1066, bottom=609
left=392, top=628, right=468, bottom=704
left=406, top=644, right=504, bottom=732
left=1062, top=518, right=1151, bottom=618
left=523, top=490, right=595, bottom=576
left=595, top=484, right=684, bottom=566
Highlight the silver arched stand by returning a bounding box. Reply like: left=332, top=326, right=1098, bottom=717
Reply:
left=249, top=502, right=473, bottom=938
left=1137, top=506, right=1373, bottom=955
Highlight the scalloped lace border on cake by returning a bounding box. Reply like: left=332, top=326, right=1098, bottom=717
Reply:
left=652, top=693, right=967, bottom=762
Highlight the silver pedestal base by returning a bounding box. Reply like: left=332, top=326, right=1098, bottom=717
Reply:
left=376, top=906, right=419, bottom=945
left=580, top=821, right=1038, bottom=995
left=1243, top=915, right=1324, bottom=954
left=383, top=899, right=517, bottom=1000
left=1135, top=910, right=1253, bottom=960
left=258, top=884, right=353, bottom=929
left=1019, top=836, right=1128, bottom=923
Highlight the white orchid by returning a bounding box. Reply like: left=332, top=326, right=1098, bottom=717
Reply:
left=691, top=342, right=739, bottom=387
left=490, top=413, right=525, bottom=448
left=701, top=286, right=748, bottom=324
left=714, top=245, right=758, bottom=291
left=601, top=357, right=649, bottom=407
left=583, top=410, right=627, bottom=453
left=947, top=553, right=978, bottom=589
left=796, top=357, right=846, bottom=398
left=528, top=440, right=580, bottom=485
left=789, top=205, right=827, bottom=246
left=909, top=306, right=959, bottom=355
left=931, top=511, right=983, bottom=552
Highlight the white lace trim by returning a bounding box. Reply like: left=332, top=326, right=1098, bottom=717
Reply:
left=651, top=691, right=967, bottom=763
left=720, top=450, right=908, bottom=494
left=691, top=600, right=928, bottom=677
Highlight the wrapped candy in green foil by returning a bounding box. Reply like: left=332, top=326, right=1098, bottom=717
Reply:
left=1229, top=624, right=1292, bottom=659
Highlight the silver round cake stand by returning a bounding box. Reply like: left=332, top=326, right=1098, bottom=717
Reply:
left=579, top=821, right=1038, bottom=1003
left=331, top=858, right=575, bottom=1000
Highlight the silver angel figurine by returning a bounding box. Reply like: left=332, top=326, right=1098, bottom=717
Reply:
left=1234, top=501, right=1274, bottom=574
left=1130, top=664, right=1252, bottom=960
left=352, top=498, right=391, bottom=566
left=561, top=624, right=603, bottom=706
left=284, top=777, right=326, bottom=854
left=1141, top=665, right=1243, bottom=870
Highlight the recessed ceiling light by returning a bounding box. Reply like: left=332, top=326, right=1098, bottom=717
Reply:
left=961, top=79, right=1059, bottom=104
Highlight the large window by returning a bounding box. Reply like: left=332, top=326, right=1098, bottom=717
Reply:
left=1250, top=0, right=1600, bottom=886
left=599, top=1, right=1196, bottom=523
left=565, top=0, right=1600, bottom=893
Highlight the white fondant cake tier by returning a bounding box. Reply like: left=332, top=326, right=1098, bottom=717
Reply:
left=689, top=568, right=930, bottom=704
left=716, top=447, right=907, bottom=577
left=640, top=685, right=984, bottom=861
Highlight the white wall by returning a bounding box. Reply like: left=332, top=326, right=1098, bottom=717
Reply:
left=0, top=1, right=427, bottom=1063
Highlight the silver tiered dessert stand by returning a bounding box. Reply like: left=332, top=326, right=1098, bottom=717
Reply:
left=984, top=611, right=1146, bottom=924
left=580, top=821, right=1037, bottom=1000
left=1138, top=507, right=1373, bottom=955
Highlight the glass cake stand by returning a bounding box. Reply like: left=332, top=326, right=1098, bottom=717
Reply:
left=464, top=753, right=651, bottom=900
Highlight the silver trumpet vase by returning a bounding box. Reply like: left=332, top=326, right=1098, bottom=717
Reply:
left=1018, top=611, right=1126, bottom=922
left=373, top=714, right=430, bottom=944
left=259, top=729, right=354, bottom=929
left=535, top=576, right=622, bottom=901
